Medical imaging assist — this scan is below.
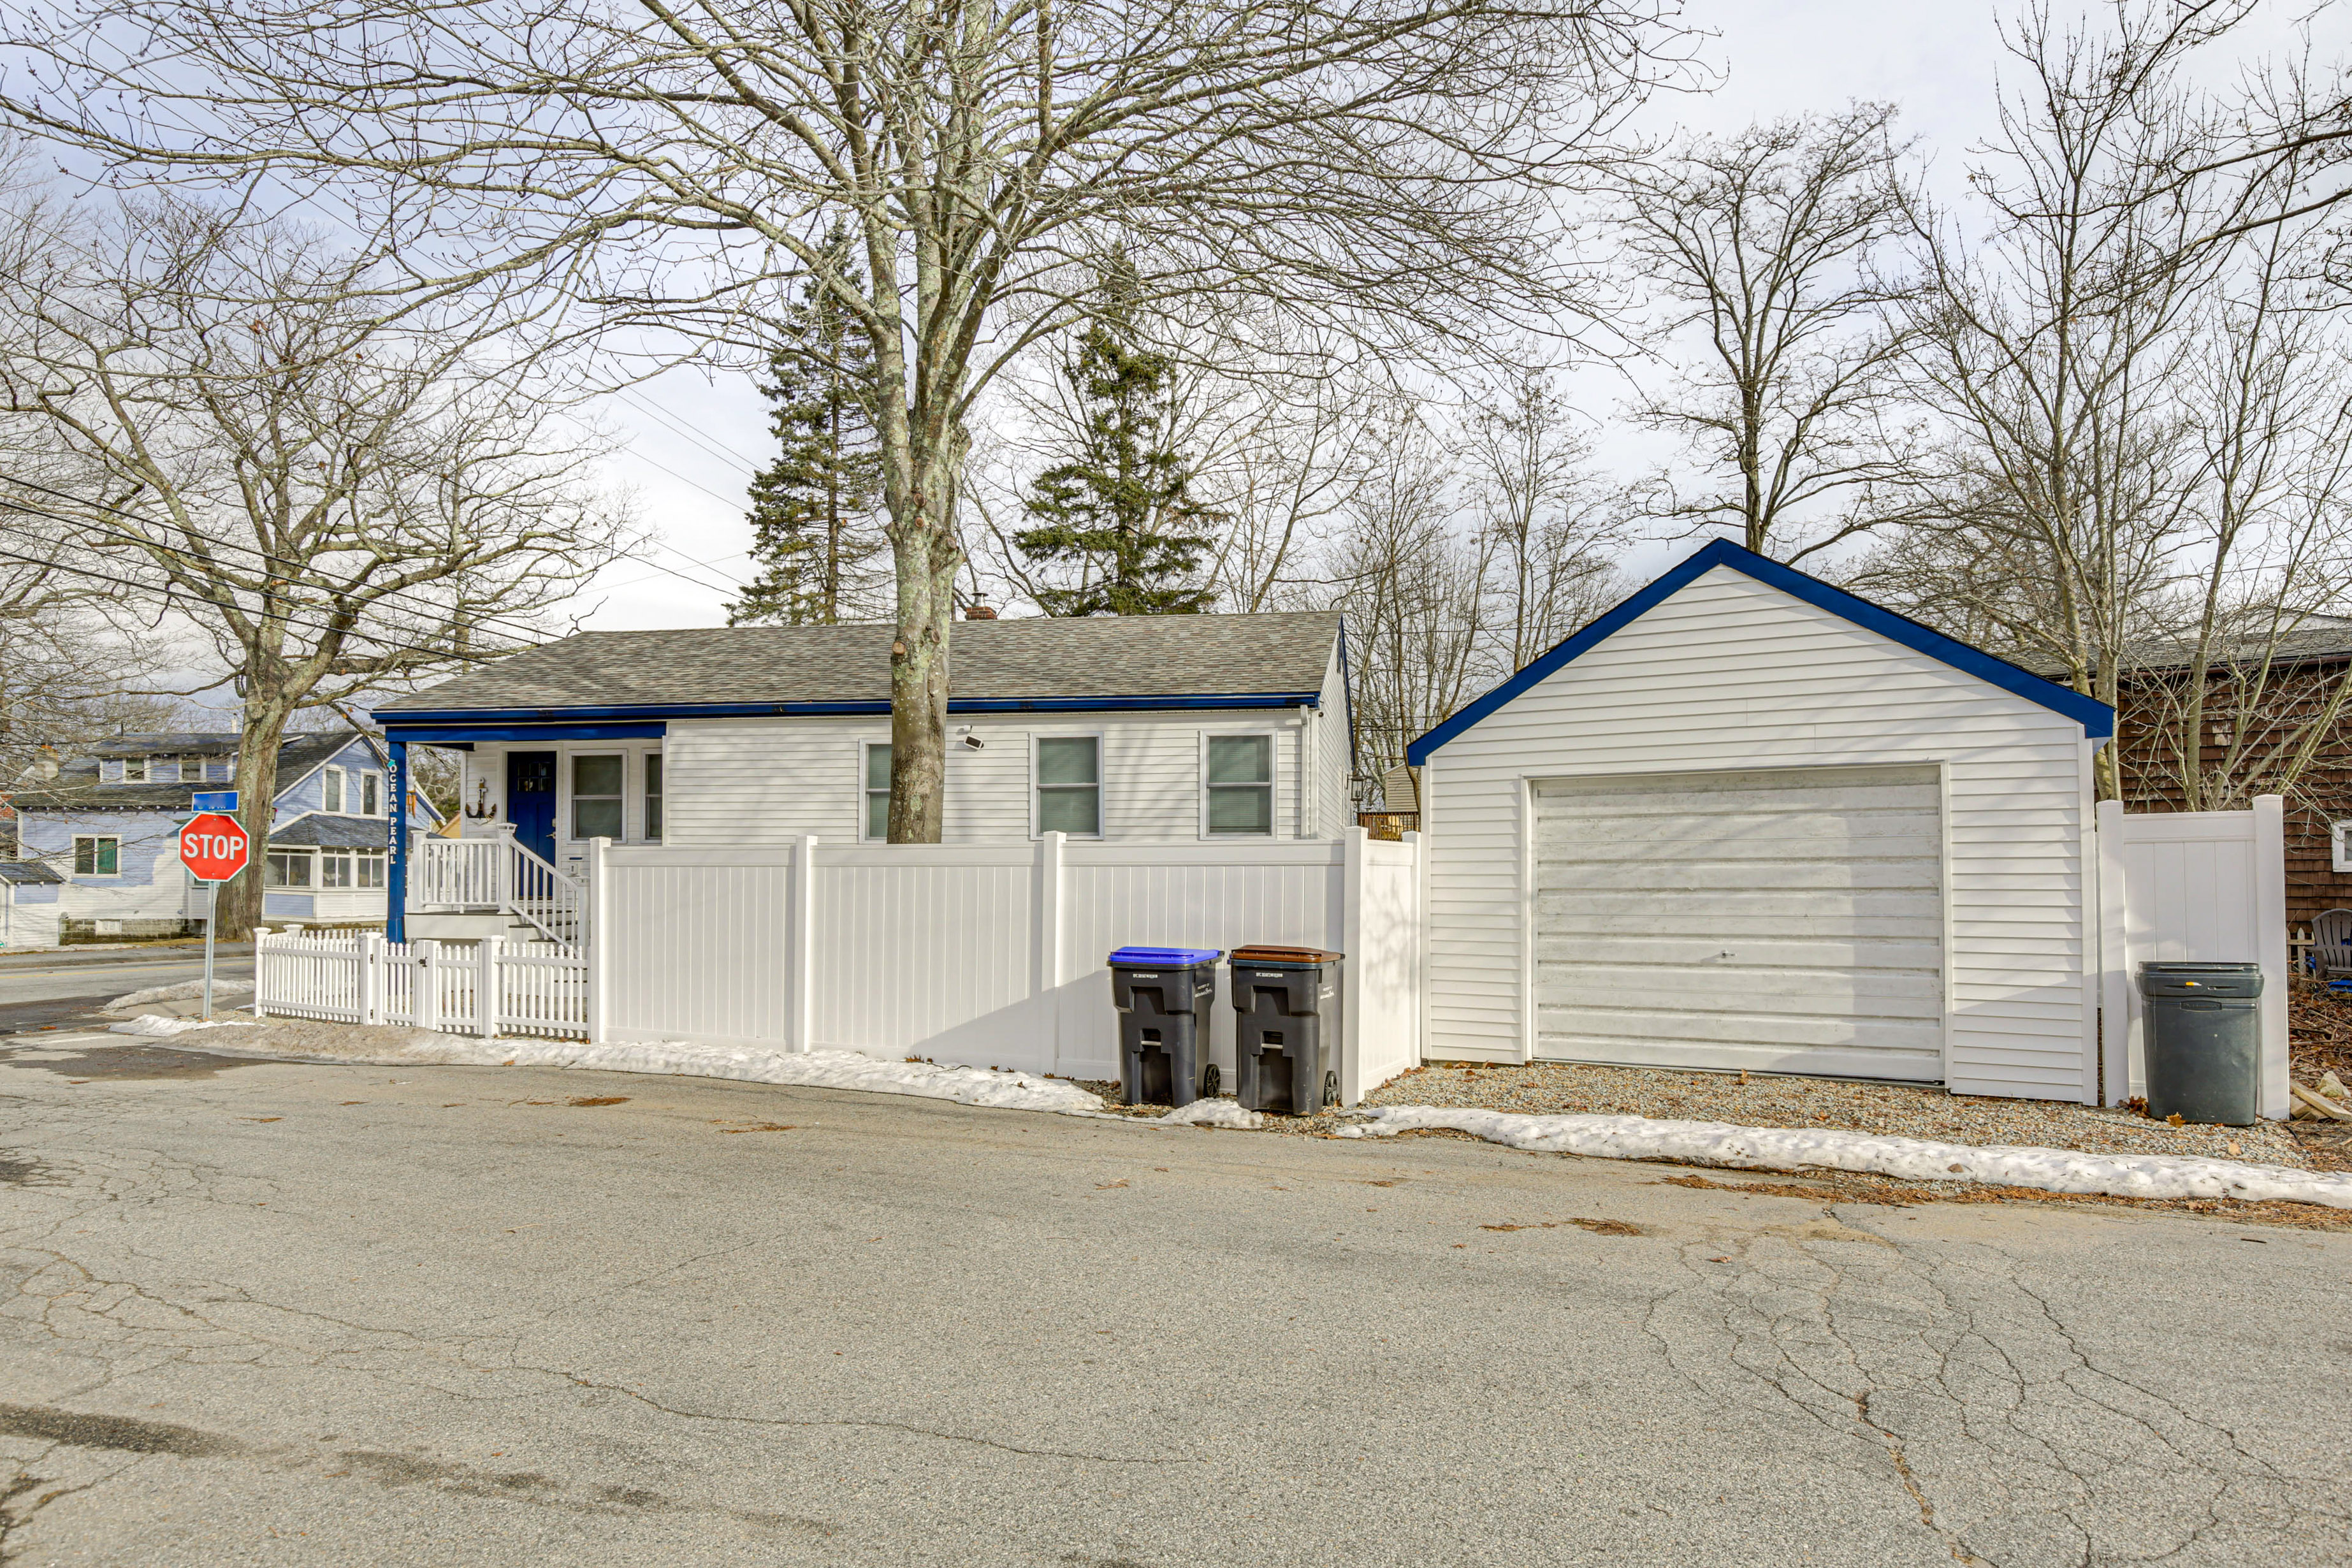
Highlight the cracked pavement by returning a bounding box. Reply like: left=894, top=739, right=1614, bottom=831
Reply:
left=0, top=1033, right=2346, bottom=1566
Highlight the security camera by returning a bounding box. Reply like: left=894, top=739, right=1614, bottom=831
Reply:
left=961, top=734, right=986, bottom=750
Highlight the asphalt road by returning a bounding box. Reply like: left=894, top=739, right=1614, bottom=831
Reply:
left=0, top=947, right=255, bottom=1036
left=0, top=1033, right=2346, bottom=1567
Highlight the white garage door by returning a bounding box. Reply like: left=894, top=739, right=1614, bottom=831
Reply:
left=1533, top=765, right=1945, bottom=1082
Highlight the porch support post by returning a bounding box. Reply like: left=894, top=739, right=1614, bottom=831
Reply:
left=388, top=739, right=409, bottom=943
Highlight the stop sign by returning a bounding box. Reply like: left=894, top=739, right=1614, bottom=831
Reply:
left=180, top=812, right=251, bottom=882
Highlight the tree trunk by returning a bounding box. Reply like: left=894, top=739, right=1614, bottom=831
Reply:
left=885, top=451, right=962, bottom=843
left=217, top=693, right=293, bottom=940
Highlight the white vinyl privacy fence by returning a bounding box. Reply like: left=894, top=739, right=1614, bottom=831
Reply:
left=2096, top=797, right=2289, bottom=1119
left=589, top=829, right=1424, bottom=1101
left=261, top=831, right=1425, bottom=1103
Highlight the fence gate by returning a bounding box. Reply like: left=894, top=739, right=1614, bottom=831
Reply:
left=255, top=928, right=587, bottom=1039
left=2096, top=797, right=2289, bottom=1117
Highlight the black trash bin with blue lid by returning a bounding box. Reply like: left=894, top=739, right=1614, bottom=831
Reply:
left=1108, top=947, right=1221, bottom=1108
left=1230, top=945, right=1344, bottom=1115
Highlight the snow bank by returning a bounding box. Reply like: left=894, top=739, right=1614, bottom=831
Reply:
left=319, top=1034, right=1110, bottom=1115
left=108, top=1015, right=255, bottom=1038
left=1339, top=1105, right=2352, bottom=1210
left=108, top=978, right=253, bottom=1010
left=1158, top=1099, right=1264, bottom=1130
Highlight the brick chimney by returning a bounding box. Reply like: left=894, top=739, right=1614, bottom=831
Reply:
left=964, top=603, right=998, bottom=620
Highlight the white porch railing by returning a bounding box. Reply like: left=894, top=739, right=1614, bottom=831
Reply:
left=410, top=828, right=584, bottom=944
left=255, top=927, right=587, bottom=1038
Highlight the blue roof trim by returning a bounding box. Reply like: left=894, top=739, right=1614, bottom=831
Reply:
left=1405, top=539, right=2114, bottom=766
left=381, top=722, right=669, bottom=745
left=376, top=692, right=1319, bottom=727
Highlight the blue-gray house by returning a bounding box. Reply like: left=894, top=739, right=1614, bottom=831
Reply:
left=2, top=728, right=441, bottom=947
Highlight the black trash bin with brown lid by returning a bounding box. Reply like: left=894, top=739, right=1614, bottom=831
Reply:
left=1230, top=945, right=1344, bottom=1114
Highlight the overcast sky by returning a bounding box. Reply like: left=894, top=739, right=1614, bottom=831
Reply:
left=570, top=0, right=2337, bottom=631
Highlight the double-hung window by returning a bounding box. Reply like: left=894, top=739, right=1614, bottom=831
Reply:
left=361, top=769, right=382, bottom=816
left=1204, top=735, right=1275, bottom=835
left=73, top=836, right=120, bottom=876
left=644, top=755, right=664, bottom=841
left=863, top=743, right=892, bottom=841
left=1035, top=736, right=1101, bottom=836
left=323, top=766, right=347, bottom=813
left=572, top=755, right=625, bottom=839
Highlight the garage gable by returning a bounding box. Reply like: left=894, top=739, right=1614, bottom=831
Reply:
left=1407, top=540, right=2112, bottom=766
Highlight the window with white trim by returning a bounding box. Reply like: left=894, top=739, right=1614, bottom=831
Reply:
left=644, top=754, right=664, bottom=841
left=265, top=850, right=312, bottom=887
left=863, top=743, right=891, bottom=841
left=2334, top=821, right=2352, bottom=873
left=358, top=850, right=386, bottom=889
left=323, top=766, right=347, bottom=814
left=1035, top=736, right=1101, bottom=836
left=572, top=754, right=625, bottom=839
left=320, top=849, right=355, bottom=888
left=72, top=836, right=120, bottom=876
left=1204, top=734, right=1275, bottom=835
left=119, top=758, right=146, bottom=783
left=361, top=769, right=381, bottom=817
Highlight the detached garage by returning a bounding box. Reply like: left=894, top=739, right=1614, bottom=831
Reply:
left=1409, top=540, right=2115, bottom=1103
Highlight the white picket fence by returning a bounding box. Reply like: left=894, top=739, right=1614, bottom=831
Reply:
left=256, top=829, right=1424, bottom=1102
left=256, top=927, right=586, bottom=1038
left=2096, top=797, right=2290, bottom=1119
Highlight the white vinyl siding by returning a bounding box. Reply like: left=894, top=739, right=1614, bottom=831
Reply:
left=660, top=708, right=1316, bottom=847
left=1532, top=765, right=1945, bottom=1080
left=1423, top=565, right=2094, bottom=1103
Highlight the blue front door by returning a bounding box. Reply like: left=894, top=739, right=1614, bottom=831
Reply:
left=507, top=751, right=557, bottom=864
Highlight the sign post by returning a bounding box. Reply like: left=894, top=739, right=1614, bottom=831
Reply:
left=180, top=804, right=250, bottom=1019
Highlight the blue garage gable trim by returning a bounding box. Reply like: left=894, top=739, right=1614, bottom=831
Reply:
left=1405, top=539, right=2114, bottom=766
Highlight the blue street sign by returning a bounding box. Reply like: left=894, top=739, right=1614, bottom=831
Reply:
left=191, top=791, right=239, bottom=812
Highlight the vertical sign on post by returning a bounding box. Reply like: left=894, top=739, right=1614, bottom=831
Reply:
left=179, top=802, right=250, bottom=1019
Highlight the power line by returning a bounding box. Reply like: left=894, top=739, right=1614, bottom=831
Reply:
left=1, top=477, right=555, bottom=658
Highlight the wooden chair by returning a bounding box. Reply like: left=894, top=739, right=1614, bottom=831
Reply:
left=2312, top=908, right=2352, bottom=982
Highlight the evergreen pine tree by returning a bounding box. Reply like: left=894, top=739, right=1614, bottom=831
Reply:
left=730, top=242, right=888, bottom=625
left=1013, top=320, right=1220, bottom=616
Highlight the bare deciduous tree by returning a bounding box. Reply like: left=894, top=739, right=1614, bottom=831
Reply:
left=0, top=200, right=628, bottom=934
left=1615, top=105, right=1918, bottom=561
left=0, top=0, right=1684, bottom=839
left=1465, top=369, right=1622, bottom=667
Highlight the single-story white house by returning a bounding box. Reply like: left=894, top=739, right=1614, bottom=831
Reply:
left=1407, top=539, right=2115, bottom=1103
left=375, top=610, right=1353, bottom=941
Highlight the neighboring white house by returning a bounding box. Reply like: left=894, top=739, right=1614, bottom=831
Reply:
left=375, top=610, right=1353, bottom=937
left=1407, top=540, right=2115, bottom=1105
left=4, top=729, right=439, bottom=945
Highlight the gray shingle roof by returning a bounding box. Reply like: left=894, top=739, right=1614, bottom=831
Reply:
left=378, top=612, right=1346, bottom=715
left=268, top=813, right=390, bottom=849
left=0, top=860, right=64, bottom=885
left=5, top=729, right=378, bottom=815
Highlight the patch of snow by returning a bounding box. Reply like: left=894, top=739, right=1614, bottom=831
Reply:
left=1158, top=1099, right=1264, bottom=1130
left=346, top=1035, right=1110, bottom=1115
left=1339, top=1105, right=2352, bottom=1211
left=108, top=1015, right=253, bottom=1038
left=107, top=978, right=253, bottom=1010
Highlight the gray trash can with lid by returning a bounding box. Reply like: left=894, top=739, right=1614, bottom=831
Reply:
left=1230, top=945, right=1344, bottom=1115
left=1108, top=947, right=1221, bottom=1108
left=2137, top=961, right=2263, bottom=1126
